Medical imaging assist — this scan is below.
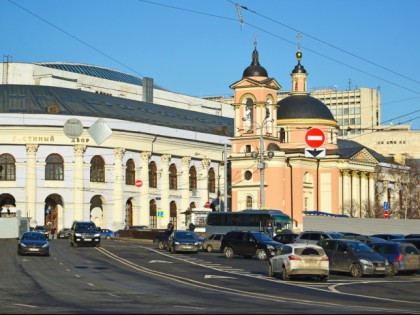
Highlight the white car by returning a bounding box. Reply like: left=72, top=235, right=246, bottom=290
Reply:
left=268, top=244, right=329, bottom=281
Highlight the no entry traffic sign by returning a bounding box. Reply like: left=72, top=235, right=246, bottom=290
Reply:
left=135, top=179, right=143, bottom=188
left=384, top=210, right=389, bottom=219
left=305, top=128, right=325, bottom=148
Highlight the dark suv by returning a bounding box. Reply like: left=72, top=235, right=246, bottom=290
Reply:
left=220, top=231, right=283, bottom=260
left=69, top=221, right=100, bottom=247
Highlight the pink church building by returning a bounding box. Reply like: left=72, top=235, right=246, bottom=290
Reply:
left=228, top=41, right=390, bottom=231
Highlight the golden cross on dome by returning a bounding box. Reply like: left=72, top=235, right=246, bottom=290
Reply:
left=254, top=34, right=257, bottom=48
left=297, top=33, right=301, bottom=51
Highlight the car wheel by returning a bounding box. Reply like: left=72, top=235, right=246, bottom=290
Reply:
left=207, top=245, right=214, bottom=253
left=387, top=264, right=396, bottom=277
left=256, top=249, right=267, bottom=261
left=350, top=263, right=363, bottom=278
left=281, top=266, right=290, bottom=281
left=320, top=275, right=329, bottom=282
left=224, top=247, right=234, bottom=259
left=158, top=241, right=165, bottom=250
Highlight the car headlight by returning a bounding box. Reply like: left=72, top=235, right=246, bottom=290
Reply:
left=75, top=233, right=81, bottom=237
left=359, top=259, right=373, bottom=266
left=20, top=243, right=27, bottom=247
left=266, top=245, right=274, bottom=250
left=94, top=233, right=100, bottom=237
left=42, top=244, right=49, bottom=248
left=194, top=242, right=199, bottom=246
left=174, top=241, right=180, bottom=245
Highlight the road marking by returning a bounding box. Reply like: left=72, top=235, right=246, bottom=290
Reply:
left=204, top=275, right=237, bottom=279
left=14, top=304, right=38, bottom=308
left=149, top=260, right=173, bottom=263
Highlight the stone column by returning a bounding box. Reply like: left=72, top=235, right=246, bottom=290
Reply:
left=368, top=173, right=375, bottom=210
left=200, top=158, right=211, bottom=208
left=342, top=170, right=351, bottom=214
left=351, top=171, right=360, bottom=217
left=218, top=161, right=225, bottom=212
left=360, top=172, right=368, bottom=217
left=112, top=148, right=125, bottom=231
left=26, top=144, right=38, bottom=226
left=139, top=151, right=151, bottom=226
left=73, top=144, right=86, bottom=222
left=180, top=157, right=191, bottom=229
left=160, top=154, right=171, bottom=229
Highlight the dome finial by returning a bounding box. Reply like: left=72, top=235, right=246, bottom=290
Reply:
left=296, top=33, right=302, bottom=61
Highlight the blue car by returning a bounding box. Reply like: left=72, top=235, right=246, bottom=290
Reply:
left=99, top=229, right=115, bottom=239
left=368, top=241, right=420, bottom=276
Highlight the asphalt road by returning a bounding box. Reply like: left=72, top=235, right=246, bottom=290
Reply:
left=0, top=238, right=419, bottom=314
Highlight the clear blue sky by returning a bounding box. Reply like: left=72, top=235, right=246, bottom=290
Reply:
left=2, top=0, right=419, bottom=129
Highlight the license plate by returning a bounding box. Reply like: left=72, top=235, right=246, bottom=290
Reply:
left=376, top=267, right=385, bottom=271
left=29, top=248, right=39, bottom=252
left=84, top=238, right=92, bottom=241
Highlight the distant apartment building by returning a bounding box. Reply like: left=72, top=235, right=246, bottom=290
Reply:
left=278, top=87, right=381, bottom=137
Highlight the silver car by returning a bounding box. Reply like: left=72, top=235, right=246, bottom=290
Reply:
left=202, top=233, right=224, bottom=253
left=268, top=244, right=329, bottom=281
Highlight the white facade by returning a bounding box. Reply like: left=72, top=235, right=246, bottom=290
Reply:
left=0, top=62, right=231, bottom=232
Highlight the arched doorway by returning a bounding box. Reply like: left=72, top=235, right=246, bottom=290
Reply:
left=44, top=194, right=63, bottom=230
left=0, top=193, right=16, bottom=217
left=126, top=198, right=134, bottom=228
left=90, top=195, right=104, bottom=228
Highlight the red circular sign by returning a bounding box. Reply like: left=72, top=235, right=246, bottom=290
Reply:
left=384, top=210, right=389, bottom=219
left=205, top=201, right=211, bottom=208
left=305, top=128, right=325, bottom=148
left=135, top=179, right=143, bottom=188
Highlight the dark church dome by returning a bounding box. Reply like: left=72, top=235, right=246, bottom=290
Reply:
left=242, top=46, right=268, bottom=78
left=277, top=94, right=335, bottom=121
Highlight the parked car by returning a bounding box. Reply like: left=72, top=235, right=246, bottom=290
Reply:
left=294, top=231, right=344, bottom=245
left=405, top=234, right=420, bottom=239
left=392, top=238, right=420, bottom=251
left=129, top=225, right=149, bottom=230
left=273, top=232, right=299, bottom=244
left=318, top=239, right=389, bottom=278
left=33, top=225, right=49, bottom=238
left=99, top=229, right=115, bottom=239
left=167, top=230, right=201, bottom=254
left=153, top=230, right=172, bottom=250
left=202, top=233, right=224, bottom=253
left=367, top=241, right=420, bottom=276
left=57, top=228, right=71, bottom=239
left=69, top=221, right=100, bottom=247
left=220, top=231, right=283, bottom=260
left=370, top=234, right=405, bottom=241
left=342, top=235, right=385, bottom=244
left=268, top=244, right=329, bottom=281
left=17, top=231, right=50, bottom=256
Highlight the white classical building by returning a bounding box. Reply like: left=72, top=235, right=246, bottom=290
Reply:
left=0, top=62, right=232, bottom=231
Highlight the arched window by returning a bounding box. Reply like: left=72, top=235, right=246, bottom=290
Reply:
left=125, top=159, right=135, bottom=185
left=149, top=199, right=157, bottom=228
left=169, top=163, right=177, bottom=190
left=149, top=161, right=157, bottom=188
left=246, top=196, right=253, bottom=209
left=208, top=167, right=216, bottom=193
left=170, top=201, right=177, bottom=228
left=90, top=155, right=105, bottom=182
left=45, top=154, right=64, bottom=180
left=0, top=153, right=16, bottom=181
left=189, top=166, right=197, bottom=191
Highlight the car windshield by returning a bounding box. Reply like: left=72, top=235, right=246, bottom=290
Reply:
left=347, top=242, right=374, bottom=253
left=34, top=226, right=46, bottom=231
left=176, top=232, right=197, bottom=240
left=78, top=224, right=96, bottom=230
left=22, top=233, right=46, bottom=241
left=330, top=233, right=344, bottom=239
left=253, top=233, right=274, bottom=242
